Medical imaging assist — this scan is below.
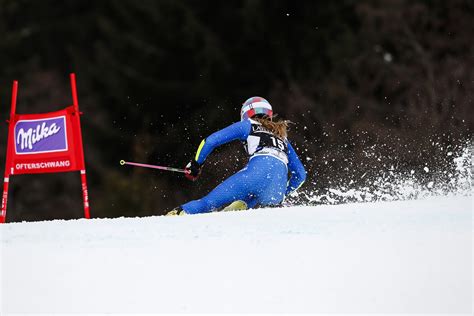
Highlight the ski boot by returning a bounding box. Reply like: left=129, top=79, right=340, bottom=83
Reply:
left=221, top=200, right=248, bottom=212
left=165, top=206, right=187, bottom=216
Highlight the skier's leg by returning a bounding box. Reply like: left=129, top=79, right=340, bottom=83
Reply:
left=181, top=168, right=257, bottom=214
left=255, top=160, right=287, bottom=207
left=180, top=156, right=286, bottom=214
left=221, top=196, right=258, bottom=212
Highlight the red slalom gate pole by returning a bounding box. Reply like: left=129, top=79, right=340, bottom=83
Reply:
left=119, top=160, right=188, bottom=174
left=1, top=179, right=9, bottom=223
left=70, top=73, right=90, bottom=219
left=1, top=80, right=18, bottom=223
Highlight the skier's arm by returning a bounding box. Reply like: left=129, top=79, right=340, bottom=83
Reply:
left=285, top=141, right=307, bottom=195
left=194, top=120, right=251, bottom=164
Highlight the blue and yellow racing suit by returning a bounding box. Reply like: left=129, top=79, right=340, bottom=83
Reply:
left=181, top=118, right=306, bottom=214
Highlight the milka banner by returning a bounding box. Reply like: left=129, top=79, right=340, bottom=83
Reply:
left=8, top=107, right=84, bottom=175
left=15, top=116, right=67, bottom=154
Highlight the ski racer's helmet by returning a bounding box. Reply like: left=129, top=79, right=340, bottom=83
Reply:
left=240, top=96, right=273, bottom=121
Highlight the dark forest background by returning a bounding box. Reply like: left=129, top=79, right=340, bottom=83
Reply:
left=0, top=0, right=472, bottom=222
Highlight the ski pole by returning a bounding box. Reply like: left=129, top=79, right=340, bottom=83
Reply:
left=119, top=160, right=189, bottom=174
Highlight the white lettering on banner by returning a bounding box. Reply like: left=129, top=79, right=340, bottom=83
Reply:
left=2, top=191, right=8, bottom=212
left=15, top=160, right=71, bottom=170
left=16, top=122, right=61, bottom=150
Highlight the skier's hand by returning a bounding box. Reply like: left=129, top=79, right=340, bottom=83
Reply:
left=185, top=159, right=202, bottom=181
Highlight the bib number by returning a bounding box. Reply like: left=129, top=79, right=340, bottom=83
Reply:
left=271, top=136, right=286, bottom=151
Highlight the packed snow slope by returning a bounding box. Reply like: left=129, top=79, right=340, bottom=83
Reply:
left=1, top=195, right=472, bottom=314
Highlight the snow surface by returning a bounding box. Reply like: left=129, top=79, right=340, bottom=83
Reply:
left=0, top=195, right=472, bottom=314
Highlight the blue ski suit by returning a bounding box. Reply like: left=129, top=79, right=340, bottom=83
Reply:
left=181, top=118, right=306, bottom=214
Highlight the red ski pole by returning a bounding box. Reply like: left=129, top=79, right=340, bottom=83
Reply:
left=120, top=160, right=189, bottom=174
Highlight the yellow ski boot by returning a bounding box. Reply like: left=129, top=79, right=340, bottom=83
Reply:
left=165, top=207, right=187, bottom=216
left=221, top=200, right=248, bottom=212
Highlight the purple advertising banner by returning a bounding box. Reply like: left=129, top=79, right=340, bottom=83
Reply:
left=14, top=116, right=68, bottom=154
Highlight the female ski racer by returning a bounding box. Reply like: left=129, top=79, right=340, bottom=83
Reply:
left=167, top=96, right=306, bottom=215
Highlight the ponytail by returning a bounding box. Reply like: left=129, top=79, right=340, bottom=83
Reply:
left=254, top=116, right=291, bottom=139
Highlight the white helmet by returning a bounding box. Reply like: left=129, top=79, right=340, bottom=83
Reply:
left=240, top=96, right=273, bottom=121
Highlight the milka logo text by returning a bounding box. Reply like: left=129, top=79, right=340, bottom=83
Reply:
left=16, top=122, right=61, bottom=150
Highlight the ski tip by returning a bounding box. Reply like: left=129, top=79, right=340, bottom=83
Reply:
left=119, top=160, right=125, bottom=166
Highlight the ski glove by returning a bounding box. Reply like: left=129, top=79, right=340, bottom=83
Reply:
left=185, top=159, right=202, bottom=181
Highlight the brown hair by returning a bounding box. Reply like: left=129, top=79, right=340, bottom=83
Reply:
left=254, top=116, right=291, bottom=139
